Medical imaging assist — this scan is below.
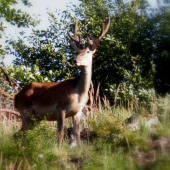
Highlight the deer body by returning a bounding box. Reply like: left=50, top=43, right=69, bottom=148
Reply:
left=15, top=74, right=90, bottom=120
left=14, top=18, right=110, bottom=146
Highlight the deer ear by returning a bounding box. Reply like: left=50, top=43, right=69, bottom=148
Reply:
left=90, top=38, right=100, bottom=51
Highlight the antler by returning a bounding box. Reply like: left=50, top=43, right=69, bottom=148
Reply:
left=87, top=17, right=111, bottom=46
left=98, top=17, right=111, bottom=40
left=68, top=18, right=111, bottom=51
left=67, top=21, right=83, bottom=51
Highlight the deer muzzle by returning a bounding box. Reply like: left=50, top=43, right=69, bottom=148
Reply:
left=74, top=59, right=81, bottom=66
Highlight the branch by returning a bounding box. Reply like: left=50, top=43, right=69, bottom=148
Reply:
left=0, top=66, right=21, bottom=93
left=0, top=109, right=21, bottom=117
left=114, top=83, right=120, bottom=107
left=0, top=88, right=14, bottom=103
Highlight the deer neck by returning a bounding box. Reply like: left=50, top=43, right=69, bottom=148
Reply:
left=76, top=64, right=92, bottom=103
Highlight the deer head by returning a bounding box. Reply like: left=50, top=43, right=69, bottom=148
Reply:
left=67, top=18, right=111, bottom=67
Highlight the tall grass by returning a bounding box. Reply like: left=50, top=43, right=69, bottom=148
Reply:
left=0, top=94, right=170, bottom=169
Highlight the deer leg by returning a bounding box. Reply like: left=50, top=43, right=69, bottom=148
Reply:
left=14, top=108, right=40, bottom=139
left=71, top=111, right=81, bottom=147
left=57, top=110, right=65, bottom=147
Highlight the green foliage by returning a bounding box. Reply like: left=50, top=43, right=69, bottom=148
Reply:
left=76, top=0, right=156, bottom=95
left=4, top=0, right=169, bottom=108
left=0, top=0, right=39, bottom=30
left=6, top=11, right=77, bottom=85
left=110, top=83, right=156, bottom=110
left=155, top=94, right=170, bottom=138
left=89, top=107, right=148, bottom=153
left=0, top=121, right=61, bottom=169
left=6, top=65, right=53, bottom=87
left=0, top=0, right=40, bottom=68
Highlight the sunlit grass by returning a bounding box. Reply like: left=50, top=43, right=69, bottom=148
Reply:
left=0, top=95, right=170, bottom=169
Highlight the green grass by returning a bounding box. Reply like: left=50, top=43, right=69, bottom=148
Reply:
left=0, top=95, right=170, bottom=169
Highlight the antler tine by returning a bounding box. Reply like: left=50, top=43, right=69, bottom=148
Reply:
left=67, top=20, right=84, bottom=51
left=98, top=17, right=111, bottom=40
left=86, top=33, right=93, bottom=46
left=78, top=35, right=82, bottom=45
left=74, top=21, right=78, bottom=39
left=67, top=21, right=79, bottom=43
left=67, top=31, right=79, bottom=44
left=86, top=17, right=110, bottom=47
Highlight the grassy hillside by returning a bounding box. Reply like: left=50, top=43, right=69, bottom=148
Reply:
left=0, top=95, right=170, bottom=170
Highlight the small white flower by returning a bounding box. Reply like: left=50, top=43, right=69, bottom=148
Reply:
left=38, top=154, right=44, bottom=158
left=21, top=66, right=26, bottom=70
left=29, top=74, right=35, bottom=79
left=32, top=164, right=37, bottom=167
left=10, top=73, right=14, bottom=77
left=44, top=77, right=48, bottom=81
left=49, top=70, right=53, bottom=74
left=35, top=71, right=40, bottom=75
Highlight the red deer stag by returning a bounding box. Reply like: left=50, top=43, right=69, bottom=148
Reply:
left=14, top=18, right=110, bottom=147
